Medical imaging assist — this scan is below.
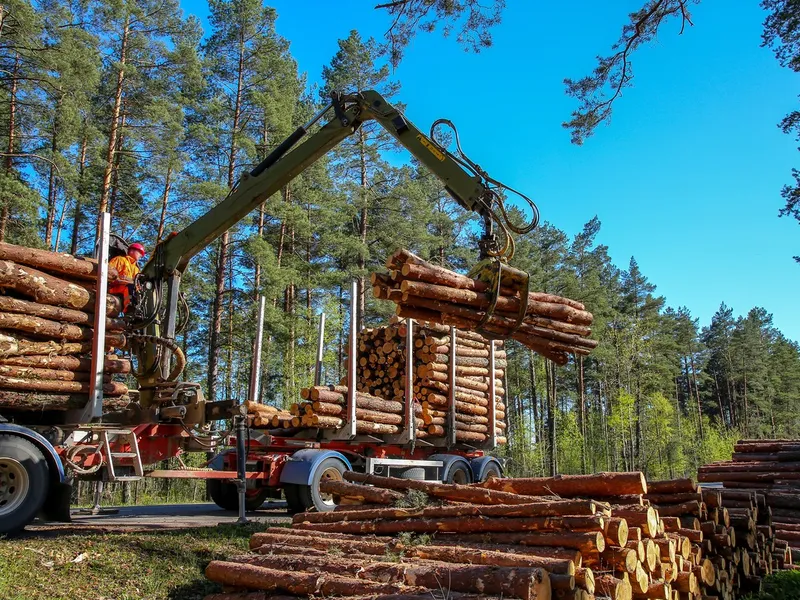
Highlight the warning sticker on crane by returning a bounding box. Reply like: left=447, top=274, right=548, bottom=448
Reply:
left=417, top=134, right=446, bottom=161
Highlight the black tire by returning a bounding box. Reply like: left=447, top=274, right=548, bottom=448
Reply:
left=480, top=461, right=503, bottom=482
left=394, top=466, right=426, bottom=480
left=283, top=484, right=305, bottom=514
left=0, top=434, right=50, bottom=535
left=206, top=479, right=271, bottom=511
left=295, top=457, right=347, bottom=512
left=444, top=461, right=473, bottom=485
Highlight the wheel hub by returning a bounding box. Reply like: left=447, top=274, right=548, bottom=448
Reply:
left=318, top=466, right=344, bottom=505
left=0, top=458, right=29, bottom=517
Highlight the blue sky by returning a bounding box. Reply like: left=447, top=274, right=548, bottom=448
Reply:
left=183, top=0, right=799, bottom=341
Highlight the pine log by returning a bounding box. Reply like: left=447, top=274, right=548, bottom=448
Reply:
left=249, top=532, right=390, bottom=555
left=0, top=375, right=127, bottom=395
left=205, top=561, right=416, bottom=595
left=653, top=501, right=702, bottom=517
left=605, top=517, right=630, bottom=547
left=479, top=472, right=647, bottom=498
left=428, top=531, right=606, bottom=554
left=0, top=390, right=130, bottom=411
left=293, top=500, right=600, bottom=524
left=317, top=480, right=404, bottom=505
left=633, top=581, right=670, bottom=599
left=0, top=354, right=130, bottom=373
left=0, top=296, right=125, bottom=329
left=356, top=562, right=550, bottom=600
left=293, top=514, right=604, bottom=535
left=344, top=472, right=539, bottom=505
left=0, top=365, right=101, bottom=382
left=646, top=479, right=698, bottom=495
left=595, top=574, right=631, bottom=600
left=599, top=546, right=638, bottom=573
left=0, top=311, right=96, bottom=341
left=0, top=331, right=125, bottom=356
left=0, top=242, right=103, bottom=280
left=403, top=544, right=575, bottom=574
left=0, top=260, right=122, bottom=312
left=612, top=507, right=660, bottom=538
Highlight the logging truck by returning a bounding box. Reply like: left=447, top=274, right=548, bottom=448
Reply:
left=0, top=90, right=537, bottom=534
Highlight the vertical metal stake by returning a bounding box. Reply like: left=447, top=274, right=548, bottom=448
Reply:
left=346, top=281, right=357, bottom=437
left=248, top=296, right=266, bottom=403
left=488, top=340, right=497, bottom=449
left=314, top=312, right=326, bottom=386
left=404, top=318, right=415, bottom=443
left=447, top=327, right=457, bottom=447
left=86, top=212, right=110, bottom=422
left=235, top=415, right=249, bottom=524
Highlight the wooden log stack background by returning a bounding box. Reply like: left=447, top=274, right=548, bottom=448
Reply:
left=0, top=242, right=131, bottom=414
left=372, top=249, right=598, bottom=364
left=203, top=470, right=795, bottom=600
left=699, top=438, right=800, bottom=570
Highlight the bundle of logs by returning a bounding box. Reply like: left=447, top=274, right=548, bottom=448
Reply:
left=202, top=470, right=792, bottom=600
left=0, top=242, right=131, bottom=413
left=353, top=318, right=507, bottom=444
left=372, top=249, right=597, bottom=365
left=699, top=438, right=800, bottom=569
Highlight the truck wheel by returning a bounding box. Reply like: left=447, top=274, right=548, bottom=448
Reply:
left=283, top=484, right=305, bottom=514
left=444, top=462, right=473, bottom=485
left=295, top=457, right=347, bottom=512
left=0, top=434, right=50, bottom=535
left=207, top=479, right=271, bottom=511
left=480, top=461, right=502, bottom=482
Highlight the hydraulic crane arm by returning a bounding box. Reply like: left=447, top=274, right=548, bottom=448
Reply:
left=132, top=90, right=538, bottom=406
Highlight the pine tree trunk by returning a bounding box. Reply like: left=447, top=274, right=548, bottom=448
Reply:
left=156, top=164, right=172, bottom=243
left=98, top=16, right=130, bottom=224
left=528, top=349, right=539, bottom=444
left=108, top=111, right=127, bottom=221
left=45, top=99, right=61, bottom=247
left=209, top=25, right=245, bottom=402
left=356, top=128, right=368, bottom=331
left=1, top=54, right=19, bottom=242
left=690, top=353, right=703, bottom=437
left=577, top=354, right=586, bottom=473
left=70, top=134, right=88, bottom=255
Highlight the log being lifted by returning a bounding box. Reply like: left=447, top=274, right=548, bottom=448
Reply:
left=0, top=374, right=127, bottom=395
left=0, top=241, right=105, bottom=280
left=479, top=471, right=647, bottom=498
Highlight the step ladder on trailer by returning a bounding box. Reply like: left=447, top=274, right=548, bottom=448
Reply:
left=100, top=429, right=144, bottom=482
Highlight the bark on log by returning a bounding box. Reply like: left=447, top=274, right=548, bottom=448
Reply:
left=429, top=531, right=606, bottom=554
left=293, top=500, right=600, bottom=524
left=318, top=480, right=404, bottom=505
left=0, top=296, right=125, bottom=329
left=0, top=260, right=122, bottom=313
left=0, top=242, right=103, bottom=280
left=0, top=331, right=124, bottom=356
left=0, top=390, right=130, bottom=411
left=294, top=514, right=605, bottom=535
left=0, top=365, right=100, bottom=381
left=0, top=354, right=130, bottom=373
left=345, top=472, right=540, bottom=505
left=612, top=507, right=660, bottom=538
left=356, top=562, right=550, bottom=600
left=0, top=311, right=95, bottom=341
left=205, top=561, right=417, bottom=595
left=595, top=574, right=631, bottom=600
left=0, top=374, right=127, bottom=395
left=646, top=479, right=698, bottom=495
left=479, top=472, right=647, bottom=498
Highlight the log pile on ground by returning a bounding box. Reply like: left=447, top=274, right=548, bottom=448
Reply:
left=0, top=242, right=131, bottom=413
left=372, top=249, right=597, bottom=364
left=204, top=470, right=797, bottom=599
left=699, top=438, right=800, bottom=570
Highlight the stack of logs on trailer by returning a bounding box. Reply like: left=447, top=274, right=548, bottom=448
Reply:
left=247, top=317, right=507, bottom=446
left=699, top=438, right=800, bottom=569
left=201, top=470, right=792, bottom=600
left=0, top=242, right=131, bottom=415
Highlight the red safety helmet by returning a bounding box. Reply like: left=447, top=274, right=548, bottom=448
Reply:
left=128, top=242, right=146, bottom=256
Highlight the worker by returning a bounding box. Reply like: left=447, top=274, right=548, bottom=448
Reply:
left=108, top=242, right=146, bottom=312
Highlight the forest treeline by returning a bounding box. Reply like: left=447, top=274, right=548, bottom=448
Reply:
left=2, top=0, right=799, bottom=480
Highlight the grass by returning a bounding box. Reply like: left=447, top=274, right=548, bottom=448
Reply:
left=0, top=524, right=265, bottom=600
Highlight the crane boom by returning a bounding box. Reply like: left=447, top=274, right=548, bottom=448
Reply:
left=132, top=90, right=531, bottom=407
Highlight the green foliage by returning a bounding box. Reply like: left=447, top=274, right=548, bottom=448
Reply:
left=744, top=569, right=800, bottom=600
left=394, top=489, right=430, bottom=509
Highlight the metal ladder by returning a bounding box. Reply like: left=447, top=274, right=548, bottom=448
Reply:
left=101, top=429, right=144, bottom=482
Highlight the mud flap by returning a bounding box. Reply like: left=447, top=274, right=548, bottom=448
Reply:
left=40, top=480, right=72, bottom=523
